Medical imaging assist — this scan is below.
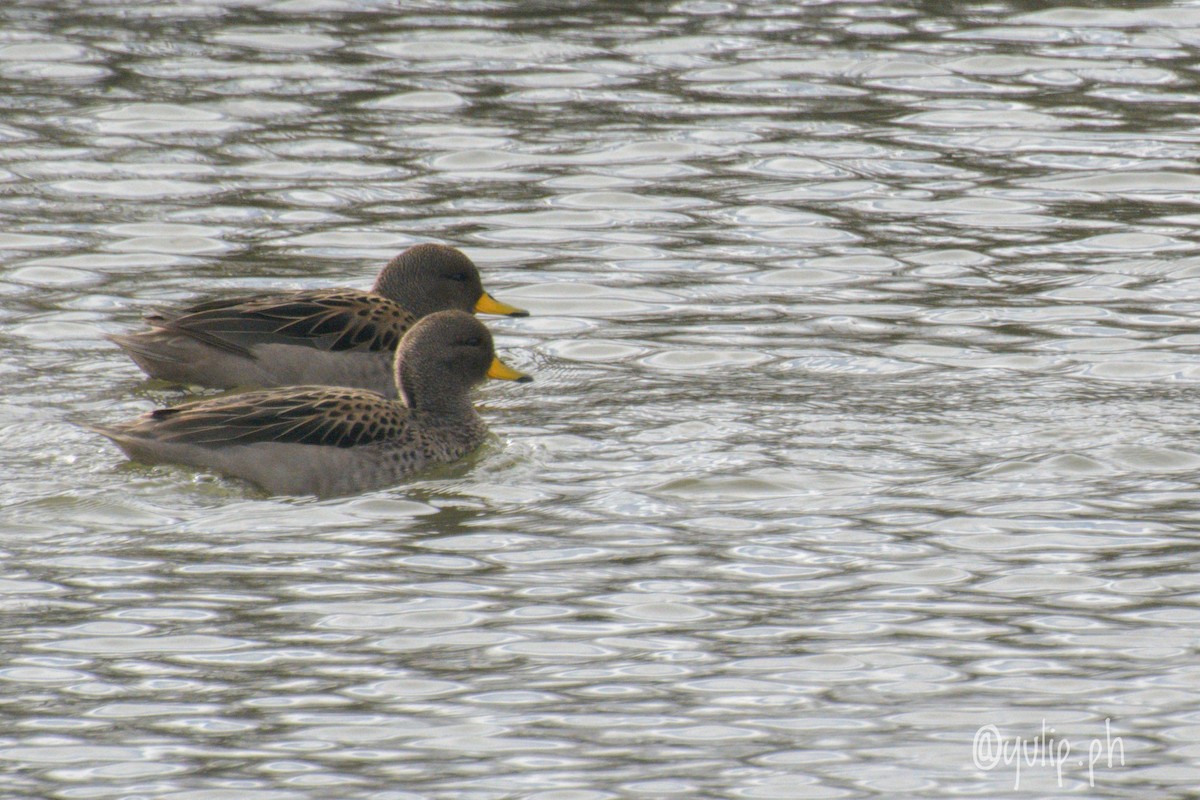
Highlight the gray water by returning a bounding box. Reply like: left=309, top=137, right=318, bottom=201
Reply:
left=3, top=1, right=1200, bottom=797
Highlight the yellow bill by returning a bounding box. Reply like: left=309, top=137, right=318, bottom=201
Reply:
left=475, top=292, right=528, bottom=317
left=488, top=356, right=532, bottom=383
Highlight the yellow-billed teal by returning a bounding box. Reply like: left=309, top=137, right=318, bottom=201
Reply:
left=92, top=310, right=531, bottom=497
left=108, top=243, right=527, bottom=398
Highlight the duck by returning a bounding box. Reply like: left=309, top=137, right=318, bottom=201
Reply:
left=90, top=310, right=532, bottom=497
left=108, top=243, right=528, bottom=398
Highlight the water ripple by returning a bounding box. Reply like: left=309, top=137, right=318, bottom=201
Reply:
left=3, top=2, right=1200, bottom=798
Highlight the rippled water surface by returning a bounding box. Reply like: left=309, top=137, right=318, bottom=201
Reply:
left=7, top=1, right=1200, bottom=797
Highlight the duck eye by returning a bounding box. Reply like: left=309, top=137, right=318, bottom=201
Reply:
left=448, top=272, right=469, bottom=282
left=463, top=336, right=481, bottom=347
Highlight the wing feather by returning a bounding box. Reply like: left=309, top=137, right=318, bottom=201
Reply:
left=142, top=387, right=409, bottom=448
left=151, top=290, right=415, bottom=356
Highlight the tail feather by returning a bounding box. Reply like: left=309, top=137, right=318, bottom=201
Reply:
left=84, top=422, right=136, bottom=455
left=83, top=422, right=117, bottom=439
left=85, top=421, right=174, bottom=467
left=107, top=332, right=192, bottom=367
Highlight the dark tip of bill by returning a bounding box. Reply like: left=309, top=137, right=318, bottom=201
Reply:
left=509, top=309, right=531, bottom=318
left=517, top=375, right=534, bottom=383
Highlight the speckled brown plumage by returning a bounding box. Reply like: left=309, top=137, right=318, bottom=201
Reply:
left=91, top=311, right=532, bottom=497
left=145, top=289, right=412, bottom=356
left=140, top=386, right=411, bottom=447
left=108, top=243, right=528, bottom=397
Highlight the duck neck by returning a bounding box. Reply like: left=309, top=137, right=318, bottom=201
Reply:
left=399, top=362, right=477, bottom=418
left=405, top=391, right=478, bottom=419
left=372, top=265, right=415, bottom=308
